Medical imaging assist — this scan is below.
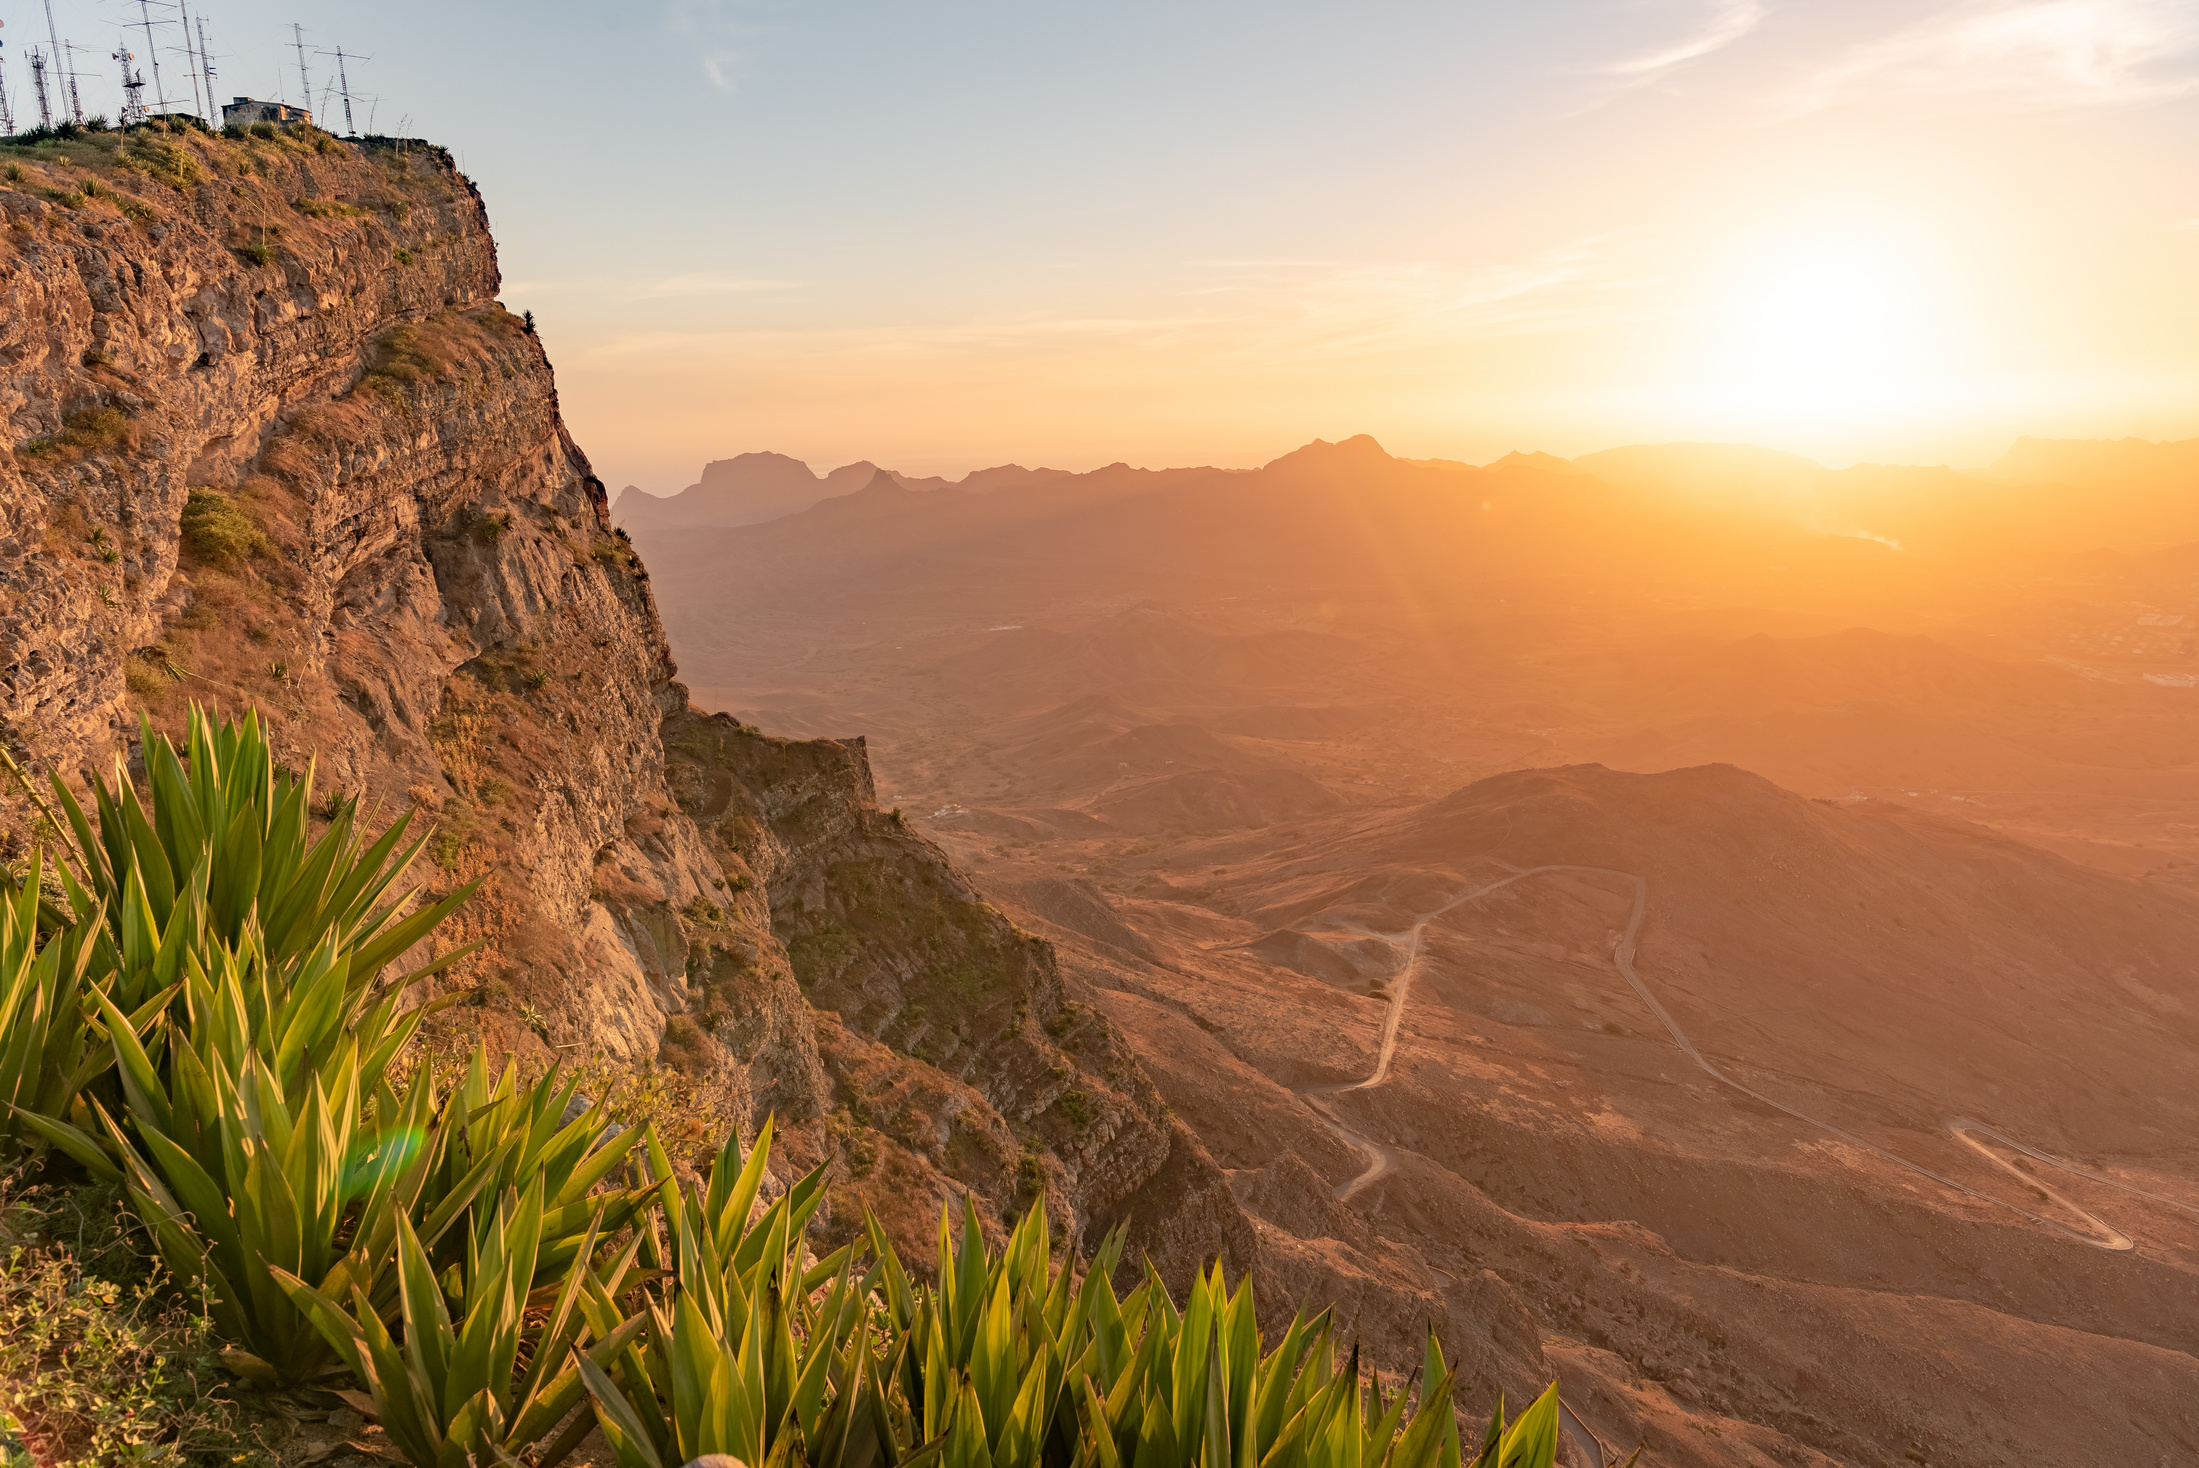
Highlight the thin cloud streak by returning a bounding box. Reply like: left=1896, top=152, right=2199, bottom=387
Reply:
left=1792, top=1, right=2199, bottom=112
left=584, top=240, right=1648, bottom=373
left=1598, top=0, right=1769, bottom=77
left=664, top=0, right=782, bottom=91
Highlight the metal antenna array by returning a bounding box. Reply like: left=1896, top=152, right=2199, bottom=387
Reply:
left=174, top=0, right=204, bottom=121
left=195, top=16, right=216, bottom=120
left=40, top=0, right=78, bottom=122
left=60, top=40, right=89, bottom=122
left=28, top=47, right=51, bottom=129
left=135, top=1, right=168, bottom=115
left=0, top=33, right=14, bottom=136
left=318, top=44, right=365, bottom=136
left=114, top=44, right=147, bottom=126
left=290, top=22, right=311, bottom=117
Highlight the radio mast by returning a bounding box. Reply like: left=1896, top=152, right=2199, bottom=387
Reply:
left=319, top=44, right=364, bottom=136
left=290, top=23, right=311, bottom=118
left=28, top=47, right=51, bottom=130
left=133, top=1, right=166, bottom=116
left=61, top=40, right=89, bottom=124
left=115, top=45, right=147, bottom=127
left=174, top=0, right=205, bottom=122
left=195, top=17, right=216, bottom=124
left=40, top=0, right=78, bottom=123
left=0, top=35, right=15, bottom=137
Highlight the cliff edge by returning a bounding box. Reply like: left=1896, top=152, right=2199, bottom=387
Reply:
left=0, top=122, right=1187, bottom=1258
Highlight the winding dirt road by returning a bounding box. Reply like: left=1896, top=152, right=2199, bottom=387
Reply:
left=1288, top=862, right=2199, bottom=1266
left=1277, top=862, right=2199, bottom=1463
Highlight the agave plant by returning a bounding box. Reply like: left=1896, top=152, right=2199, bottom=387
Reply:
left=577, top=1117, right=856, bottom=1468
left=19, top=924, right=471, bottom=1383
left=579, top=1124, right=1562, bottom=1468
left=2, top=704, right=480, bottom=1138
left=414, top=1047, right=660, bottom=1284
left=0, top=852, right=162, bottom=1149
left=5, top=704, right=495, bottom=1383
left=21, top=706, right=457, bottom=987
left=278, top=1181, right=655, bottom=1468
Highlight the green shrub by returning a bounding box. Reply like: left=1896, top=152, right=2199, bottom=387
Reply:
left=237, top=240, right=273, bottom=266
left=393, top=246, right=413, bottom=266
left=0, top=1213, right=246, bottom=1465
left=178, top=488, right=271, bottom=566
left=18, top=407, right=129, bottom=458
left=119, top=134, right=201, bottom=192
left=358, top=323, right=445, bottom=409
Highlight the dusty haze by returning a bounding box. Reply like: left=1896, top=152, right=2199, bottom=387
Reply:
left=631, top=430, right=2199, bottom=1466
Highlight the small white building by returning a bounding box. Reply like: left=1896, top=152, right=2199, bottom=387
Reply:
left=222, top=96, right=312, bottom=128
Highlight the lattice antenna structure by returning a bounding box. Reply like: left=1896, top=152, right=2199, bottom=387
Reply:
left=318, top=44, right=365, bottom=136
left=115, top=43, right=147, bottom=127
left=0, top=36, right=15, bottom=137
left=290, top=22, right=311, bottom=117
left=173, top=0, right=205, bottom=122
left=39, top=0, right=78, bottom=122
left=28, top=46, right=51, bottom=129
left=195, top=16, right=216, bottom=117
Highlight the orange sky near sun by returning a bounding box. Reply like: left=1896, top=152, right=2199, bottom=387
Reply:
left=456, top=1, right=2199, bottom=487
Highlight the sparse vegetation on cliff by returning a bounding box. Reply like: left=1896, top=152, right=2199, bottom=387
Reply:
left=177, top=489, right=272, bottom=566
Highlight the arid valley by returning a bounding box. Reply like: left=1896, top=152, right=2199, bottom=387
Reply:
left=625, top=435, right=2199, bottom=1465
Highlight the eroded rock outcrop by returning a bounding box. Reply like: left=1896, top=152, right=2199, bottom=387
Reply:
left=660, top=710, right=1177, bottom=1255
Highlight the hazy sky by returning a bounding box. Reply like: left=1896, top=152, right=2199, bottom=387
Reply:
left=16, top=1, right=2198, bottom=485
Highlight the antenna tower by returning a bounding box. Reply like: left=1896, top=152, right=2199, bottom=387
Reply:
left=0, top=43, right=14, bottom=137
left=175, top=0, right=205, bottom=122
left=133, top=1, right=167, bottom=117
left=318, top=44, right=364, bottom=136
left=195, top=17, right=216, bottom=121
left=290, top=23, right=311, bottom=119
left=61, top=40, right=89, bottom=123
left=115, top=45, right=147, bottom=126
left=28, top=47, right=51, bottom=129
left=40, top=0, right=78, bottom=122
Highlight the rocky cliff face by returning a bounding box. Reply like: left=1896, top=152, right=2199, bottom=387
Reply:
left=0, top=122, right=1192, bottom=1252
left=0, top=125, right=726, bottom=1078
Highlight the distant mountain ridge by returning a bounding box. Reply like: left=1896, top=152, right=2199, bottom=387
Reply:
left=620, top=430, right=2199, bottom=551
left=613, top=453, right=1076, bottom=531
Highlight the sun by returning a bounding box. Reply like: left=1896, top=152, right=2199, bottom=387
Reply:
left=1727, top=231, right=1919, bottom=380
left=1763, top=271, right=1875, bottom=368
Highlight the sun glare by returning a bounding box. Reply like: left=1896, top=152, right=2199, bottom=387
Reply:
left=1634, top=211, right=1985, bottom=446
left=1726, top=228, right=1925, bottom=381
left=1764, top=272, right=1874, bottom=368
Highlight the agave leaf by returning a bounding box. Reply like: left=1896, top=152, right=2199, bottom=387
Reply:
left=7, top=1102, right=122, bottom=1180
left=1495, top=1385, right=1559, bottom=1468
left=577, top=1349, right=670, bottom=1468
